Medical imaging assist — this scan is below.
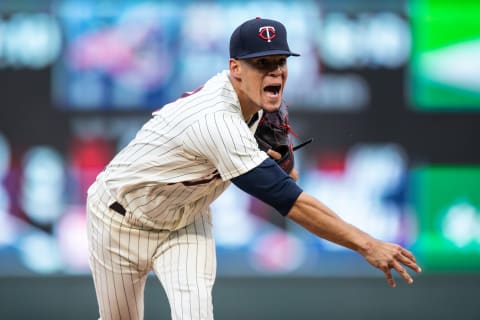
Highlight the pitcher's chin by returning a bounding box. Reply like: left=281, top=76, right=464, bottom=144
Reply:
left=261, top=100, right=282, bottom=113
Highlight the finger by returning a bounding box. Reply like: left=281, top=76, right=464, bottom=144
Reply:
left=401, top=248, right=417, bottom=263
left=391, top=261, right=413, bottom=285
left=383, top=267, right=396, bottom=288
left=290, top=168, right=299, bottom=181
left=267, top=149, right=282, bottom=160
left=398, top=250, right=422, bottom=273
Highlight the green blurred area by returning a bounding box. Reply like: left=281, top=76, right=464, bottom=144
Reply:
left=412, top=166, right=480, bottom=271
left=410, top=0, right=480, bottom=49
left=409, top=0, right=480, bottom=109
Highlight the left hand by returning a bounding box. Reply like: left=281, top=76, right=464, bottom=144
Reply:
left=267, top=149, right=298, bottom=181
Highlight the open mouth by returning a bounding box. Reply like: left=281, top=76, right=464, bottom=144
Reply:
left=264, top=85, right=281, bottom=96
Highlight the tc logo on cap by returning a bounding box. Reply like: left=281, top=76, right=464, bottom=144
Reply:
left=258, top=26, right=276, bottom=42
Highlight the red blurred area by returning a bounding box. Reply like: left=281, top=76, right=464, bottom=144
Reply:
left=69, top=137, right=114, bottom=203
left=316, top=149, right=347, bottom=174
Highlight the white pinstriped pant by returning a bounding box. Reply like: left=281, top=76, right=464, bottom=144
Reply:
left=86, top=183, right=216, bottom=320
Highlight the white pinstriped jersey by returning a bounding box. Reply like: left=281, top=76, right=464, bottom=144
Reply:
left=90, top=70, right=267, bottom=231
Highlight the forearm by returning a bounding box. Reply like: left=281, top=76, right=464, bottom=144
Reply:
left=287, top=192, right=421, bottom=288
left=287, top=192, right=373, bottom=254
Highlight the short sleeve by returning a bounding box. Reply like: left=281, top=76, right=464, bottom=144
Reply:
left=183, top=111, right=268, bottom=180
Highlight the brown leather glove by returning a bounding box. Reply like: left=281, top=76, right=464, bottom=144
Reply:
left=254, top=101, right=296, bottom=173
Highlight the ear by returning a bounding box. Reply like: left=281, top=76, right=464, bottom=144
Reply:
left=229, top=58, right=242, bottom=80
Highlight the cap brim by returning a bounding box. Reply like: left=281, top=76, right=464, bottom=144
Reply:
left=236, top=50, right=300, bottom=59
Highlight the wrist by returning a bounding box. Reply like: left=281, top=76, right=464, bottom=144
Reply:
left=355, top=236, right=375, bottom=256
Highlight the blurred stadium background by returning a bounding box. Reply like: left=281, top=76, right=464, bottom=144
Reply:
left=0, top=0, right=479, bottom=319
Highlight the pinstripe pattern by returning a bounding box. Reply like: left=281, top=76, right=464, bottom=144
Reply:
left=87, top=182, right=215, bottom=319
left=86, top=70, right=266, bottom=319
left=100, top=71, right=267, bottom=231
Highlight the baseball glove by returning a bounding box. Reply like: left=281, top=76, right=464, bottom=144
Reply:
left=254, top=101, right=297, bottom=173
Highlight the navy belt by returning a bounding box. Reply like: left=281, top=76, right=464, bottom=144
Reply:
left=109, top=202, right=126, bottom=216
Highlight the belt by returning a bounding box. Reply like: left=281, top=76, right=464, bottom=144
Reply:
left=109, top=201, right=126, bottom=216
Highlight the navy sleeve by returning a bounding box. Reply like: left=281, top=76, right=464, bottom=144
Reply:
left=231, top=158, right=303, bottom=216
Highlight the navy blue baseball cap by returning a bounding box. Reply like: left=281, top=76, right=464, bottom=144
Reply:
left=229, top=17, right=300, bottom=59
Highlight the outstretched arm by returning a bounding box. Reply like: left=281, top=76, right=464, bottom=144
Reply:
left=232, top=158, right=421, bottom=287
left=288, top=192, right=421, bottom=287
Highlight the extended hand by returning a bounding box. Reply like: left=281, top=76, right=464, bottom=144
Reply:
left=359, top=239, right=422, bottom=288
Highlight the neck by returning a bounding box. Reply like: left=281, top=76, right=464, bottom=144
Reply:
left=228, top=74, right=261, bottom=121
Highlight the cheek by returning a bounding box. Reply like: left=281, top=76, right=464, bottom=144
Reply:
left=245, top=76, right=263, bottom=95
